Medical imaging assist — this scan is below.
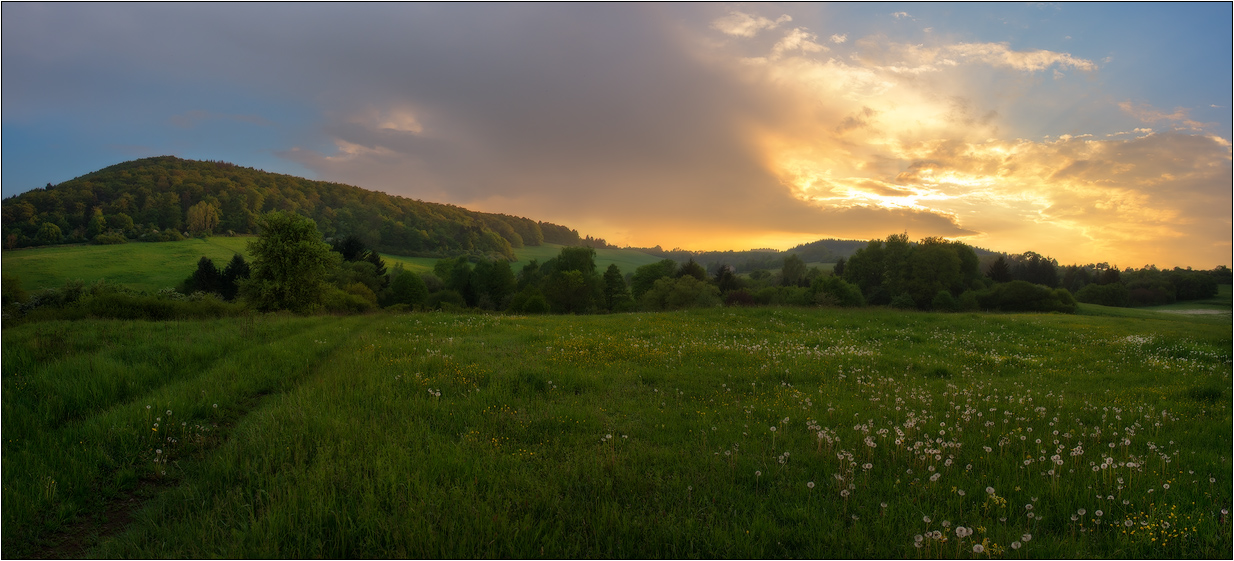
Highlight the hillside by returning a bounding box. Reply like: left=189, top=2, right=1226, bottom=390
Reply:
left=631, top=238, right=1003, bottom=274
left=1, top=237, right=665, bottom=293
left=0, top=156, right=605, bottom=260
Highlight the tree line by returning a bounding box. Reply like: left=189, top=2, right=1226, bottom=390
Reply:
left=5, top=212, right=1227, bottom=322
left=177, top=217, right=1224, bottom=315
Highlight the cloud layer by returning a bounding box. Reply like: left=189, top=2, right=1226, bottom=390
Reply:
left=2, top=4, right=1230, bottom=267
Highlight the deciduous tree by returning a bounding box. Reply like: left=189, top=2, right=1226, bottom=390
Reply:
left=242, top=211, right=337, bottom=312
left=186, top=201, right=220, bottom=235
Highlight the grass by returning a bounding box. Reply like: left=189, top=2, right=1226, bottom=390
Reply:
left=3, top=240, right=665, bottom=291
left=3, top=307, right=1229, bottom=558
left=2, top=237, right=252, bottom=292
left=1139, top=284, right=1232, bottom=312
left=509, top=243, right=665, bottom=273
left=360, top=243, right=666, bottom=277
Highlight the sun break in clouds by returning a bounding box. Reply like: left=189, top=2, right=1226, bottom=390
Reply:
left=2, top=3, right=1229, bottom=267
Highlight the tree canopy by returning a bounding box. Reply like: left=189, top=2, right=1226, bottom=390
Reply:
left=0, top=156, right=584, bottom=259
left=242, top=211, right=338, bottom=312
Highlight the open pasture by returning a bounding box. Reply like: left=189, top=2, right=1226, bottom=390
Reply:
left=3, top=307, right=1230, bottom=558
left=2, top=237, right=252, bottom=293
left=2, top=240, right=664, bottom=292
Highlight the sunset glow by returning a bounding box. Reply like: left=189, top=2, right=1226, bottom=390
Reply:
left=3, top=3, right=1229, bottom=267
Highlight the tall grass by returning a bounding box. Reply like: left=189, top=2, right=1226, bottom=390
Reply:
left=3, top=307, right=1230, bottom=558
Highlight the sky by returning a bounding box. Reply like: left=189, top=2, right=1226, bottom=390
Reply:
left=3, top=3, right=1231, bottom=268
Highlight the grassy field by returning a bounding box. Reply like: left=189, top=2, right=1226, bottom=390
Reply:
left=3, top=307, right=1229, bottom=558
left=509, top=243, right=666, bottom=273
left=1142, top=284, right=1233, bottom=312
left=3, top=240, right=665, bottom=292
left=2, top=237, right=253, bottom=292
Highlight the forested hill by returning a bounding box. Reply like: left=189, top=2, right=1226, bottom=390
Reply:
left=0, top=156, right=601, bottom=259
left=634, top=238, right=999, bottom=273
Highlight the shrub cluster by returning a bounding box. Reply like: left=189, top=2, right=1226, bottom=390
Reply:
left=3, top=278, right=242, bottom=324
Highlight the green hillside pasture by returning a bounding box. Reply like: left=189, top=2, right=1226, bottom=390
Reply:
left=383, top=243, right=666, bottom=277
left=511, top=243, right=665, bottom=273
left=376, top=243, right=665, bottom=277
left=4, top=240, right=667, bottom=292
left=2, top=237, right=252, bottom=292
left=377, top=254, right=439, bottom=275
left=4, top=308, right=1229, bottom=558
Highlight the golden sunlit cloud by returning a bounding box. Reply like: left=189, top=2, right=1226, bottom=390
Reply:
left=708, top=19, right=1230, bottom=266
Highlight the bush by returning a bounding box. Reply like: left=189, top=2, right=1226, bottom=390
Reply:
left=155, top=229, right=185, bottom=242
left=93, top=232, right=127, bottom=245
left=426, top=289, right=466, bottom=311
left=2, top=272, right=26, bottom=307
left=343, top=282, right=378, bottom=308
left=521, top=294, right=549, bottom=314
left=322, top=286, right=374, bottom=314
left=1075, top=282, right=1130, bottom=307
left=753, top=286, right=811, bottom=307
left=724, top=289, right=755, bottom=307
left=10, top=280, right=240, bottom=322
left=977, top=281, right=1076, bottom=313
left=812, top=291, right=840, bottom=307
left=508, top=286, right=549, bottom=314
left=383, top=268, right=429, bottom=309
left=889, top=293, right=916, bottom=309
left=640, top=276, right=721, bottom=311
left=810, top=275, right=865, bottom=307
left=931, top=290, right=957, bottom=312
left=957, top=290, right=980, bottom=312
left=1127, top=286, right=1173, bottom=307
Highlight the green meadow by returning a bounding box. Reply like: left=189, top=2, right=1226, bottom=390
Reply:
left=382, top=243, right=667, bottom=277
left=3, top=307, right=1230, bottom=558
left=2, top=239, right=665, bottom=292
left=2, top=237, right=253, bottom=293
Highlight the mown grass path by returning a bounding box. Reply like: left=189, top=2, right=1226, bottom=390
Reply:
left=3, top=308, right=1230, bottom=558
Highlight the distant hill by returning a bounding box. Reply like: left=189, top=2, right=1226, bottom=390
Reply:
left=1, top=156, right=606, bottom=260
left=629, top=237, right=1000, bottom=273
